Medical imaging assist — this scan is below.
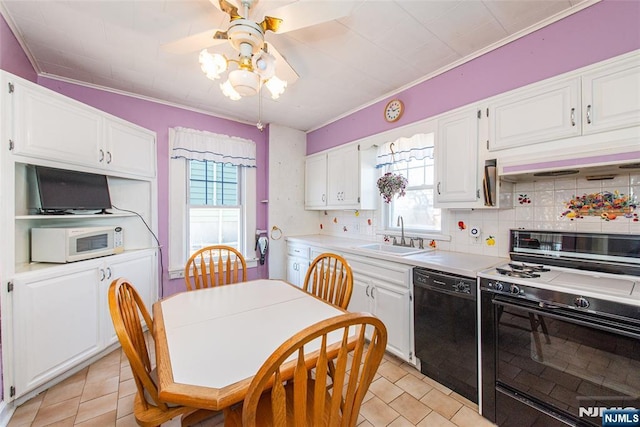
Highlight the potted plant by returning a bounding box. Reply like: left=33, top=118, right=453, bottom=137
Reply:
left=377, top=172, right=408, bottom=204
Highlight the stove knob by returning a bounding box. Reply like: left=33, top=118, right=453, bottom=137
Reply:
left=574, top=297, right=590, bottom=309
left=510, top=284, right=520, bottom=295
left=495, top=282, right=504, bottom=291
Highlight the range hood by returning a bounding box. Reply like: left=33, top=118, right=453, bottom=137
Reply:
left=500, top=157, right=640, bottom=182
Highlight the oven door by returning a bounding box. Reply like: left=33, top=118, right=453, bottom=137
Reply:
left=482, top=292, right=640, bottom=427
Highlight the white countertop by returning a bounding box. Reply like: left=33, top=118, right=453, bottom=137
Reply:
left=286, top=234, right=507, bottom=277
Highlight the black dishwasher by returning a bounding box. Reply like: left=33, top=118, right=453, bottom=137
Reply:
left=413, top=267, right=477, bottom=403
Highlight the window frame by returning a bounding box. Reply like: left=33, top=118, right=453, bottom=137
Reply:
left=169, top=156, right=256, bottom=279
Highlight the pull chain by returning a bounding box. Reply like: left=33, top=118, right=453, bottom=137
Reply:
left=257, top=84, right=264, bottom=132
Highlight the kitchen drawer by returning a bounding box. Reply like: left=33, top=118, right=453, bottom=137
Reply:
left=344, top=254, right=411, bottom=288
left=287, top=243, right=309, bottom=259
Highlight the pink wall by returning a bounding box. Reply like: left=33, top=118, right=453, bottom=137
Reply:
left=0, top=14, right=36, bottom=81
left=37, top=79, right=270, bottom=296
left=307, top=0, right=640, bottom=154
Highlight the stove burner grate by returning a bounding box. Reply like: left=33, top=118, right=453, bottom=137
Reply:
left=496, top=267, right=540, bottom=279
left=508, top=262, right=550, bottom=273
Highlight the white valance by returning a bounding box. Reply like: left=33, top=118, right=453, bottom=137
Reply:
left=376, top=133, right=434, bottom=168
left=170, top=127, right=256, bottom=168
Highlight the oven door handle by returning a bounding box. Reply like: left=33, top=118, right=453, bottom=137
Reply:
left=493, top=298, right=640, bottom=340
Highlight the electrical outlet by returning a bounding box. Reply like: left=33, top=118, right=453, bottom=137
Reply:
left=352, top=223, right=360, bottom=233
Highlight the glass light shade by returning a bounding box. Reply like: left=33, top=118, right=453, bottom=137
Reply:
left=228, top=69, right=260, bottom=96
left=199, top=49, right=227, bottom=80
left=264, top=76, right=287, bottom=99
left=220, top=79, right=241, bottom=101
left=252, top=51, right=276, bottom=79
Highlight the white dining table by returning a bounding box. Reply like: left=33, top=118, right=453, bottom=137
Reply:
left=153, top=279, right=348, bottom=411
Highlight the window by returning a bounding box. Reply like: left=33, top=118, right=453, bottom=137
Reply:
left=385, top=156, right=441, bottom=233
left=378, top=132, right=442, bottom=235
left=188, top=161, right=241, bottom=253
left=168, top=127, right=256, bottom=278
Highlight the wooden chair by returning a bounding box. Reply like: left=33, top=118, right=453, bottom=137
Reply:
left=108, top=278, right=215, bottom=427
left=224, top=312, right=387, bottom=427
left=184, top=245, right=247, bottom=291
left=303, top=253, right=353, bottom=309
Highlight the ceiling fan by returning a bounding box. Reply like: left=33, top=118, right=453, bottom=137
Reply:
left=163, top=0, right=354, bottom=100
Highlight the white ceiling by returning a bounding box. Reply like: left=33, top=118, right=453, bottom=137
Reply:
left=1, top=0, right=593, bottom=132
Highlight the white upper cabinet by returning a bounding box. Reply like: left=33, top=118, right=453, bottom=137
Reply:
left=581, top=54, right=640, bottom=135
left=305, top=144, right=377, bottom=210
left=488, top=51, right=640, bottom=152
left=104, top=118, right=156, bottom=177
left=9, top=76, right=156, bottom=178
left=487, top=77, right=581, bottom=151
left=435, top=107, right=480, bottom=205
left=327, top=144, right=361, bottom=207
left=304, top=153, right=327, bottom=209
left=12, top=80, right=103, bottom=166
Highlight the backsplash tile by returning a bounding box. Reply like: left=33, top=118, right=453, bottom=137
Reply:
left=316, top=173, right=639, bottom=258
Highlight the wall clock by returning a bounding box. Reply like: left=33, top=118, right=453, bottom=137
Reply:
left=384, top=99, right=404, bottom=122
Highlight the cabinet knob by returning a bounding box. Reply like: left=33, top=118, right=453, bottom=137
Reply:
left=106, top=151, right=112, bottom=164
left=99, top=149, right=105, bottom=162
left=586, top=104, right=592, bottom=124
left=365, top=285, right=370, bottom=297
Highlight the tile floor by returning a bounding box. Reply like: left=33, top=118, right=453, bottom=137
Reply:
left=7, top=346, right=496, bottom=427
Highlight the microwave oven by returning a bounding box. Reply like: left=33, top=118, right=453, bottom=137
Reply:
left=31, top=226, right=124, bottom=263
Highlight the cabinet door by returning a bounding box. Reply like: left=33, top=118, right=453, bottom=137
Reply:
left=371, top=282, right=411, bottom=361
left=347, top=275, right=373, bottom=315
left=488, top=77, right=581, bottom=151
left=102, top=251, right=157, bottom=346
left=581, top=56, right=640, bottom=135
left=104, top=118, right=157, bottom=178
left=286, top=256, right=307, bottom=288
left=305, top=153, right=327, bottom=209
left=12, top=80, right=102, bottom=167
left=326, top=149, right=347, bottom=206
left=13, top=266, right=101, bottom=397
left=436, top=108, right=479, bottom=203
left=326, top=145, right=362, bottom=208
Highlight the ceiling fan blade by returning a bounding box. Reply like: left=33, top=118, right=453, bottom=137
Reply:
left=267, top=42, right=299, bottom=85
left=265, top=1, right=356, bottom=33
left=162, top=29, right=226, bottom=54
left=213, top=30, right=228, bottom=40
left=260, top=16, right=283, bottom=33
left=218, top=0, right=242, bottom=20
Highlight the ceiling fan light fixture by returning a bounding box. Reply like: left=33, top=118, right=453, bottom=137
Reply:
left=220, top=79, right=241, bottom=100
left=264, top=75, right=287, bottom=99
left=227, top=69, right=260, bottom=97
left=252, top=50, right=276, bottom=79
left=199, top=49, right=227, bottom=80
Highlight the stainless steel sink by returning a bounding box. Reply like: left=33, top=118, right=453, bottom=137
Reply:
left=355, top=243, right=431, bottom=256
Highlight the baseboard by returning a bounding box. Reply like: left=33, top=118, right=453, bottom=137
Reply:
left=0, top=400, right=14, bottom=427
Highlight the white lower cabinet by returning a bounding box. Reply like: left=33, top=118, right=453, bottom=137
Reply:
left=100, top=250, right=157, bottom=347
left=345, top=254, right=413, bottom=363
left=13, top=263, right=101, bottom=397
left=286, top=243, right=310, bottom=288
left=12, top=249, right=157, bottom=398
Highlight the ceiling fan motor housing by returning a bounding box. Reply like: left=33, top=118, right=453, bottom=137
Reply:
left=227, top=19, right=264, bottom=54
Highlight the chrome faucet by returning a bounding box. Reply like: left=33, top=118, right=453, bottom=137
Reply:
left=397, top=215, right=406, bottom=246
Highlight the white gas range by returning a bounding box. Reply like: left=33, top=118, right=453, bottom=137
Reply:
left=479, top=260, right=640, bottom=309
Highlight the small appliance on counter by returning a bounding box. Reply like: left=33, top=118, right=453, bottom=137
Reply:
left=479, top=229, right=640, bottom=427
left=31, top=226, right=124, bottom=263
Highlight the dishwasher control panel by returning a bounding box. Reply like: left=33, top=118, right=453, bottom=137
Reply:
left=413, top=267, right=476, bottom=296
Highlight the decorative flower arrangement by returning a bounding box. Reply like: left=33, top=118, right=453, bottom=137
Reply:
left=561, top=191, right=637, bottom=220
left=377, top=172, right=408, bottom=203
